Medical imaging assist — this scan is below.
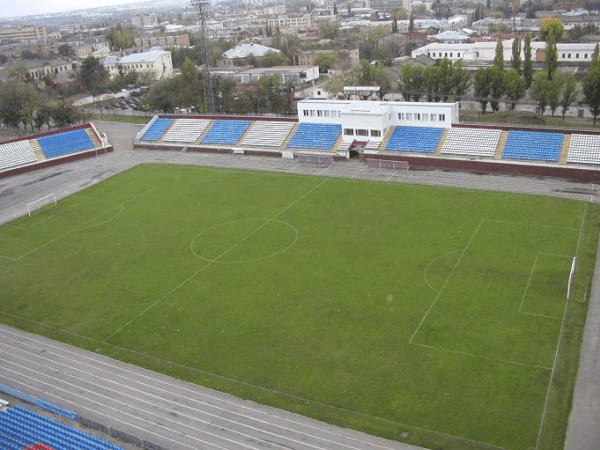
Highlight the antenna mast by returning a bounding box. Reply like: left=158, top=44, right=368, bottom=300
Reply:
left=190, top=0, right=215, bottom=113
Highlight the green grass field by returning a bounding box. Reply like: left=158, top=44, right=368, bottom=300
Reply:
left=1, top=163, right=598, bottom=450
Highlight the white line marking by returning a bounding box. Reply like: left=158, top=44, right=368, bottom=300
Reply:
left=103, top=179, right=327, bottom=343
left=409, top=219, right=484, bottom=344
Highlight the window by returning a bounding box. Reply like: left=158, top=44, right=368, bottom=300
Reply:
left=415, top=113, right=421, bottom=120
left=398, top=112, right=404, bottom=120
left=457, top=52, right=460, bottom=58
left=585, top=53, right=588, bottom=58
left=562, top=53, right=565, bottom=58
left=568, top=53, right=572, bottom=58
left=370, top=130, right=381, bottom=137
left=576, top=53, right=580, bottom=58
left=439, top=114, right=445, bottom=121
left=422, top=113, right=429, bottom=121
left=445, top=52, right=448, bottom=57
left=406, top=113, right=413, bottom=120
left=317, top=110, right=323, bottom=117
left=344, top=128, right=354, bottom=135
left=356, top=129, right=369, bottom=136
left=324, top=110, right=330, bottom=117
left=450, top=53, right=453, bottom=57
left=303, top=110, right=309, bottom=116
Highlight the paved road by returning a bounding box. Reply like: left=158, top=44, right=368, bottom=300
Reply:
left=0, top=120, right=599, bottom=449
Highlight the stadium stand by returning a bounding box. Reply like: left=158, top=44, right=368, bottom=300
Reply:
left=139, top=118, right=173, bottom=141
left=202, top=119, right=251, bottom=145
left=161, top=118, right=211, bottom=143
left=0, top=405, right=121, bottom=450
left=287, top=123, right=341, bottom=151
left=502, top=130, right=564, bottom=162
left=241, top=121, right=295, bottom=147
left=568, top=134, right=600, bottom=165
left=441, top=127, right=502, bottom=158
left=36, top=129, right=95, bottom=159
left=385, top=126, right=444, bottom=153
left=0, top=140, right=37, bottom=170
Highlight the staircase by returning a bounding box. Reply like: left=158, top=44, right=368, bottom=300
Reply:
left=379, top=127, right=394, bottom=152
left=560, top=134, right=571, bottom=164
left=282, top=123, right=299, bottom=149
left=85, top=128, right=102, bottom=147
left=494, top=131, right=509, bottom=160
left=435, top=128, right=449, bottom=154
left=30, top=139, right=45, bottom=161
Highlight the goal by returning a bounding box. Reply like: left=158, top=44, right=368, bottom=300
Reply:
left=365, top=158, right=409, bottom=171
left=27, top=193, right=57, bottom=217
left=295, top=153, right=333, bottom=167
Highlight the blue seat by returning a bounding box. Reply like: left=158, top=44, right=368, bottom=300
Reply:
left=385, top=126, right=443, bottom=153
left=201, top=119, right=251, bottom=145
left=37, top=129, right=95, bottom=159
left=140, top=118, right=173, bottom=141
left=287, top=123, right=341, bottom=151
left=502, top=130, right=564, bottom=162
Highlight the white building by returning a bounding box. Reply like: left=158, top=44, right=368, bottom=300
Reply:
left=223, top=43, right=281, bottom=60
left=412, top=40, right=598, bottom=64
left=297, top=98, right=458, bottom=143
left=103, top=50, right=173, bottom=80
left=236, top=66, right=319, bottom=84
left=267, top=15, right=312, bottom=31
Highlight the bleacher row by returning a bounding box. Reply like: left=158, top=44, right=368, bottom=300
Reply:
left=0, top=127, right=102, bottom=172
left=138, top=116, right=600, bottom=166
left=0, top=405, right=121, bottom=450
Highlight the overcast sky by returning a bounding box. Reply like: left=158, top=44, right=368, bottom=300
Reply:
left=2, top=0, right=131, bottom=18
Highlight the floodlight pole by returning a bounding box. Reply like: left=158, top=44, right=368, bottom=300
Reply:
left=191, top=0, right=215, bottom=113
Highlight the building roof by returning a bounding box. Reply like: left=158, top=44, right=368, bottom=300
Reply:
left=103, top=50, right=168, bottom=65
left=432, top=31, right=470, bottom=42
left=222, top=43, right=281, bottom=59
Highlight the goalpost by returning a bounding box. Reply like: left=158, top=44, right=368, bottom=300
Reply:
left=567, top=256, right=577, bottom=300
left=26, top=193, right=57, bottom=217
left=365, top=158, right=410, bottom=171
left=295, top=154, right=333, bottom=167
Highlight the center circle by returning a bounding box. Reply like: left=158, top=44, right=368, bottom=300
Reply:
left=190, top=218, right=299, bottom=264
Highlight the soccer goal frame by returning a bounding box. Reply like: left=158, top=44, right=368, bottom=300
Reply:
left=27, top=193, right=57, bottom=217
left=295, top=153, right=334, bottom=168
left=365, top=158, right=410, bottom=171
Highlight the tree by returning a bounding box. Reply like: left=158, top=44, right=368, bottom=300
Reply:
left=399, top=64, right=425, bottom=101
left=493, top=39, right=504, bottom=70
left=409, top=15, right=415, bottom=32
left=107, top=25, right=136, bottom=51
left=504, top=69, right=526, bottom=110
left=0, top=80, right=24, bottom=128
left=560, top=73, right=578, bottom=120
left=319, top=21, right=340, bottom=39
left=531, top=71, right=552, bottom=116
left=583, top=63, right=600, bottom=125
left=547, top=73, right=564, bottom=117
left=314, top=53, right=337, bottom=73
left=474, top=68, right=491, bottom=113
left=523, top=34, right=533, bottom=89
left=50, top=101, right=81, bottom=127
left=78, top=56, right=109, bottom=95
left=357, top=61, right=391, bottom=95
left=541, top=19, right=564, bottom=81
left=58, top=44, right=76, bottom=58
left=451, top=61, right=471, bottom=101
left=489, top=67, right=505, bottom=112
left=594, top=43, right=600, bottom=66
left=511, top=36, right=521, bottom=74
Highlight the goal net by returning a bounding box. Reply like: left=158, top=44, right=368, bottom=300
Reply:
left=365, top=158, right=409, bottom=171
left=27, top=193, right=57, bottom=216
left=567, top=256, right=577, bottom=299
left=295, top=154, right=333, bottom=167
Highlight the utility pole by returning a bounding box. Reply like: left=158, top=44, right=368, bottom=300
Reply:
left=190, top=0, right=215, bottom=113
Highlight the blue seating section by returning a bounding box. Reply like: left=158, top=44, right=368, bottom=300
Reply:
left=0, top=385, right=77, bottom=421
left=37, top=129, right=95, bottom=159
left=201, top=119, right=251, bottom=145
left=140, top=118, right=173, bottom=141
left=385, top=126, right=443, bottom=153
left=287, top=123, right=341, bottom=151
left=0, top=405, right=122, bottom=450
left=502, top=130, right=564, bottom=162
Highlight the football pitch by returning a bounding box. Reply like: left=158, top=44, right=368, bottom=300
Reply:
left=0, top=163, right=598, bottom=450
